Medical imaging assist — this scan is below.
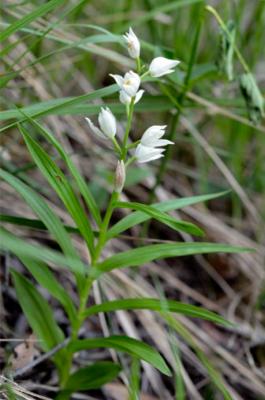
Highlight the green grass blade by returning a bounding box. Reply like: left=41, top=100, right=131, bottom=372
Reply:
left=115, top=201, right=204, bottom=237
left=83, top=298, right=232, bottom=327
left=107, top=191, right=230, bottom=239
left=69, top=336, right=171, bottom=376
left=0, top=0, right=65, bottom=42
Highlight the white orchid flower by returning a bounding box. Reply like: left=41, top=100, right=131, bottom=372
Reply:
left=85, top=107, right=116, bottom=139
left=110, top=71, right=141, bottom=97
left=119, top=89, right=144, bottom=105
left=135, top=144, right=165, bottom=163
left=123, top=27, right=140, bottom=59
left=140, top=125, right=174, bottom=147
left=149, top=57, right=180, bottom=78
left=134, top=125, right=173, bottom=163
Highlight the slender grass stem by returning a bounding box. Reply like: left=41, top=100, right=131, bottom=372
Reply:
left=205, top=6, right=250, bottom=73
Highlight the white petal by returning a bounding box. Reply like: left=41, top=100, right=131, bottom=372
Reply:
left=85, top=117, right=106, bottom=139
left=98, top=107, right=116, bottom=138
left=122, top=71, right=141, bottom=96
left=119, top=90, right=131, bottom=105
left=135, top=144, right=165, bottom=163
left=141, top=125, right=167, bottom=146
left=109, top=74, right=124, bottom=88
left=134, top=89, right=145, bottom=104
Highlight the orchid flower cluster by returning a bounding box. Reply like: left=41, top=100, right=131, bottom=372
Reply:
left=86, top=27, right=180, bottom=192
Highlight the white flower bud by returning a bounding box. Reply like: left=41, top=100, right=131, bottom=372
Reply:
left=119, top=89, right=144, bottom=105
left=114, top=160, right=126, bottom=193
left=123, top=27, right=140, bottom=59
left=110, top=71, right=141, bottom=97
left=98, top=107, right=116, bottom=139
left=149, top=57, right=180, bottom=78
left=135, top=144, right=165, bottom=163
left=85, top=107, right=116, bottom=140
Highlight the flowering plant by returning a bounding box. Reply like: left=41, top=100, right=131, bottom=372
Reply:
left=0, top=28, right=250, bottom=400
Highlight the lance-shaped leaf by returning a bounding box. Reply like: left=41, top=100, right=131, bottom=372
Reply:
left=0, top=169, right=78, bottom=261
left=107, top=191, right=229, bottom=240
left=19, top=125, right=95, bottom=256
left=115, top=201, right=204, bottom=236
left=11, top=270, right=66, bottom=368
left=61, top=362, right=121, bottom=395
left=96, top=242, right=252, bottom=274
left=69, top=336, right=171, bottom=376
left=19, top=256, right=76, bottom=325
left=83, top=298, right=232, bottom=327
left=19, top=112, right=101, bottom=226
left=0, top=227, right=86, bottom=274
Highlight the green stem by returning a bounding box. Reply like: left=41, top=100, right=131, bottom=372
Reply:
left=59, top=191, right=119, bottom=391
left=136, top=57, right=141, bottom=74
left=93, top=191, right=119, bottom=261
left=122, top=98, right=135, bottom=160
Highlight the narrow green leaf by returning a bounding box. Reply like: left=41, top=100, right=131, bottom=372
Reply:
left=20, top=125, right=95, bottom=256
left=97, top=243, right=252, bottom=274
left=115, top=201, right=204, bottom=237
left=64, top=362, right=121, bottom=392
left=0, top=169, right=79, bottom=261
left=0, top=0, right=64, bottom=42
left=83, top=298, right=232, bottom=327
left=19, top=256, right=76, bottom=324
left=69, top=336, right=171, bottom=376
left=11, top=270, right=65, bottom=366
left=0, top=227, right=86, bottom=274
left=20, top=113, right=101, bottom=226
left=0, top=85, right=117, bottom=133
left=0, top=214, right=79, bottom=233
left=107, top=191, right=229, bottom=240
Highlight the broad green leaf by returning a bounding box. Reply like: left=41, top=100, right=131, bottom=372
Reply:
left=69, top=336, right=171, bottom=376
left=62, top=362, right=121, bottom=393
left=0, top=227, right=86, bottom=274
left=19, top=256, right=76, bottom=324
left=107, top=191, right=229, bottom=240
left=11, top=270, right=65, bottom=367
left=83, top=298, right=232, bottom=327
left=96, top=242, right=251, bottom=274
left=115, top=201, right=204, bottom=237
left=0, top=0, right=64, bottom=42
left=0, top=169, right=79, bottom=261
left=20, top=126, right=95, bottom=256
left=20, top=113, right=101, bottom=226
